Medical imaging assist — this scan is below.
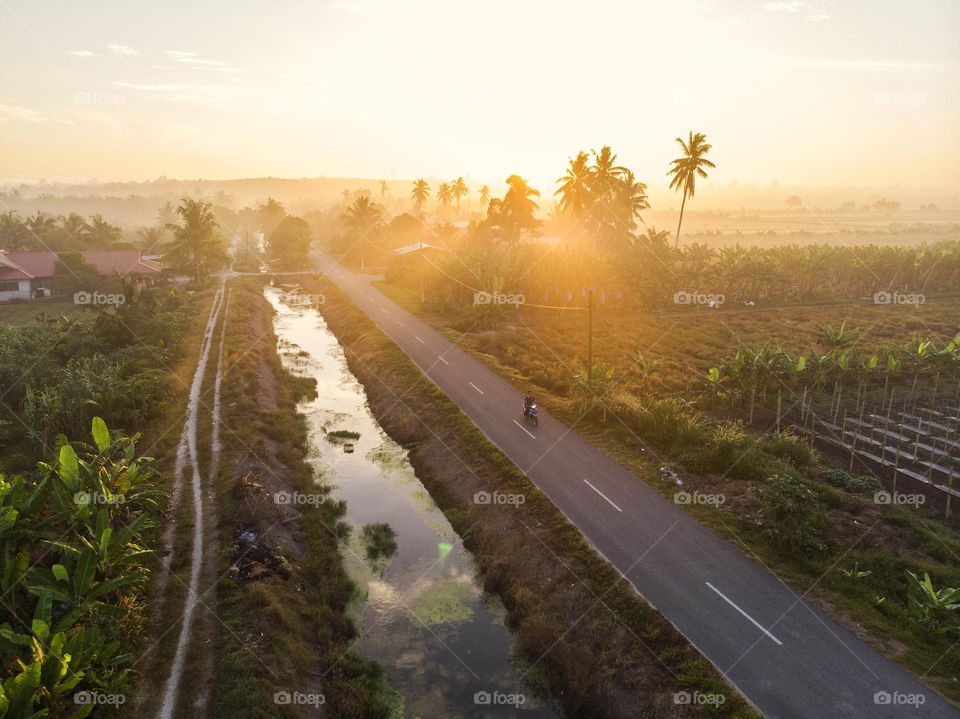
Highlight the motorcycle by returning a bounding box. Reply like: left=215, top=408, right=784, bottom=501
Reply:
left=522, top=402, right=539, bottom=427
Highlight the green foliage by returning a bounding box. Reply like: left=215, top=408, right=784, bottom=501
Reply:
left=570, top=362, right=617, bottom=417
left=0, top=418, right=163, bottom=718
left=821, top=468, right=882, bottom=496
left=164, top=197, right=228, bottom=281
left=755, top=473, right=829, bottom=556
left=0, top=285, right=190, bottom=467
left=361, top=523, right=397, bottom=562
left=268, top=215, right=312, bottom=271
left=760, top=430, right=816, bottom=469
left=904, top=571, right=960, bottom=635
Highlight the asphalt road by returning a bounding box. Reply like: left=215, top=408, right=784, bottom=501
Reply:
left=317, top=255, right=958, bottom=719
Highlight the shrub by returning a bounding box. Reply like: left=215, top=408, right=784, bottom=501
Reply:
left=822, top=467, right=882, bottom=496
left=755, top=473, right=830, bottom=556
left=762, top=430, right=817, bottom=468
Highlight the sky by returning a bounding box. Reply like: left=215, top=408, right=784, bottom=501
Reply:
left=0, top=0, right=957, bottom=193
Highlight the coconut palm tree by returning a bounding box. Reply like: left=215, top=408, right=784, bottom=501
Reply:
left=138, top=225, right=167, bottom=252
left=591, top=146, right=628, bottom=200
left=0, top=210, right=28, bottom=250
left=411, top=179, right=431, bottom=213
left=213, top=190, right=235, bottom=209
left=478, top=185, right=491, bottom=214
left=155, top=200, right=177, bottom=227
left=452, top=177, right=468, bottom=213
left=667, top=131, right=715, bottom=248
left=86, top=214, right=123, bottom=248
left=25, top=210, right=57, bottom=246
left=554, top=151, right=593, bottom=221
left=436, top=182, right=454, bottom=211
left=57, top=213, right=89, bottom=250
left=615, top=170, right=650, bottom=232
left=341, top=195, right=384, bottom=269
left=379, top=180, right=388, bottom=200
left=165, top=198, right=227, bottom=281
left=499, top=175, right=540, bottom=241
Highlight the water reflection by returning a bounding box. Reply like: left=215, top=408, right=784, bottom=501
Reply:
left=266, top=286, right=559, bottom=719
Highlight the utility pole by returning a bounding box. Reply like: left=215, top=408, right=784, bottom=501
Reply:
left=588, top=289, right=594, bottom=380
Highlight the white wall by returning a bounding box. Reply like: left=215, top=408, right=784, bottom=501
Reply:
left=0, top=280, right=34, bottom=303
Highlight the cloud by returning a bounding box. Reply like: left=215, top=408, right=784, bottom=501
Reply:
left=165, top=49, right=246, bottom=73
left=108, top=43, right=141, bottom=56
left=0, top=104, right=48, bottom=123
left=178, top=57, right=228, bottom=67
left=69, top=50, right=101, bottom=58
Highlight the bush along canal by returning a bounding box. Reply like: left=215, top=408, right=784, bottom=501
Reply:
left=266, top=285, right=559, bottom=718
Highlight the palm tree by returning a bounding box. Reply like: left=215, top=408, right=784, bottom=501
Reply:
left=86, top=214, right=123, bottom=247
left=615, top=170, right=649, bottom=232
left=25, top=210, right=57, bottom=246
left=667, top=131, right=715, bottom=249
left=411, top=179, right=431, bottom=213
left=478, top=185, right=491, bottom=214
left=0, top=210, right=30, bottom=251
left=155, top=201, right=177, bottom=227
left=341, top=195, right=383, bottom=269
left=499, top=175, right=541, bottom=241
left=436, top=182, right=454, bottom=211
left=165, top=198, right=226, bottom=281
left=380, top=180, right=388, bottom=200
left=452, top=177, right=468, bottom=213
left=138, top=225, right=167, bottom=252
left=57, top=213, right=89, bottom=250
left=591, top=146, right=628, bottom=200
left=555, top=151, right=593, bottom=221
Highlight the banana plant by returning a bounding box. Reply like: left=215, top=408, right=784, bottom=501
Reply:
left=0, top=418, right=162, bottom=718
left=905, top=570, right=960, bottom=635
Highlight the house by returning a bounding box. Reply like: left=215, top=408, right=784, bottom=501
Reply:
left=0, top=250, right=162, bottom=302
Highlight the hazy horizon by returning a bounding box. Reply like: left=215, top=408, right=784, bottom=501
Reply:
left=2, top=0, right=958, bottom=193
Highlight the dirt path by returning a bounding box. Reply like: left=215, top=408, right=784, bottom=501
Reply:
left=156, top=281, right=228, bottom=719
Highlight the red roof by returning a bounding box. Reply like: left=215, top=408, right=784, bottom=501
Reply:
left=0, top=251, right=57, bottom=281
left=0, top=251, right=160, bottom=281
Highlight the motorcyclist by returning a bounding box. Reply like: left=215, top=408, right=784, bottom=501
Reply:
left=523, top=391, right=536, bottom=417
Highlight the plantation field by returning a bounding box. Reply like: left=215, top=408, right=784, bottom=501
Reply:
left=0, top=299, right=83, bottom=326
left=376, top=281, right=960, bottom=400
left=372, top=277, right=960, bottom=701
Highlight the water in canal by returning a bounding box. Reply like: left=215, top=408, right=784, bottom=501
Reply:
left=266, top=285, right=560, bottom=719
